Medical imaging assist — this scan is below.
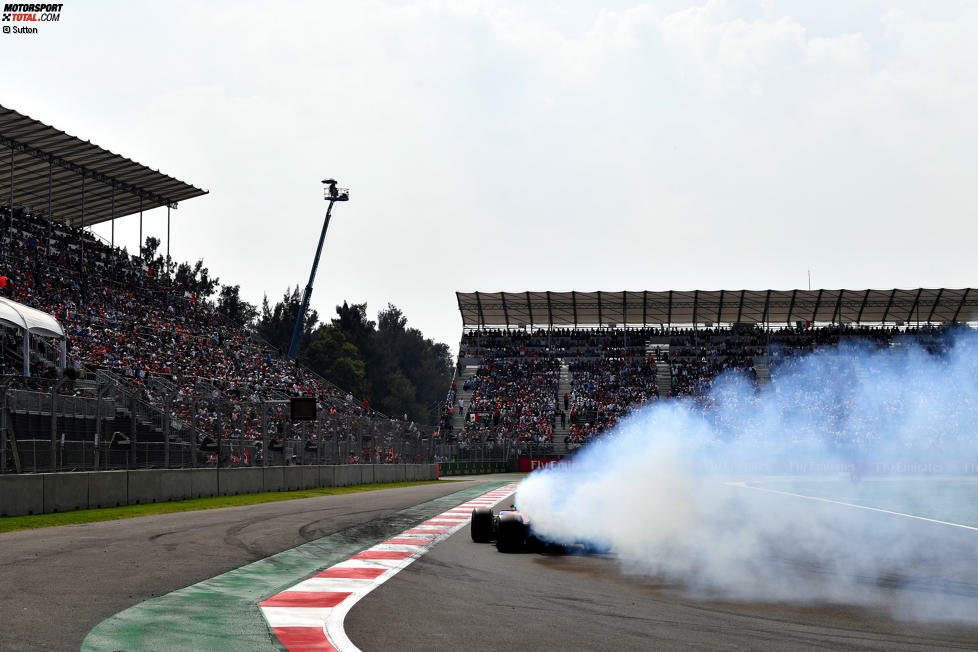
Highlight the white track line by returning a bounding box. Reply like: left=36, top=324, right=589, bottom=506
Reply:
left=728, top=481, right=978, bottom=532
left=260, top=483, right=519, bottom=651
left=324, top=484, right=518, bottom=652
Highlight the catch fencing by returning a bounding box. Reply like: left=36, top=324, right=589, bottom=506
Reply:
left=0, top=373, right=488, bottom=474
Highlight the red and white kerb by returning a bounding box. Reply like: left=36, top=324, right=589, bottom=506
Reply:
left=260, top=483, right=520, bottom=651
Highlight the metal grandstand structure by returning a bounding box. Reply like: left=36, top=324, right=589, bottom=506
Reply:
left=456, top=289, right=978, bottom=328
left=0, top=103, right=208, bottom=252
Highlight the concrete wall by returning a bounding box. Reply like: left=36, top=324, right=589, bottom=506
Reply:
left=0, top=464, right=438, bottom=516
left=160, top=469, right=193, bottom=502
left=282, top=466, right=302, bottom=491
left=89, top=471, right=127, bottom=508
left=333, top=465, right=359, bottom=487
left=301, top=466, right=319, bottom=490
left=375, top=464, right=397, bottom=484
left=220, top=468, right=263, bottom=496
left=128, top=469, right=166, bottom=505
left=190, top=468, right=218, bottom=499
left=44, top=472, right=90, bottom=513
left=0, top=473, right=43, bottom=516
left=319, top=465, right=336, bottom=487
left=263, top=466, right=285, bottom=493
left=361, top=464, right=374, bottom=485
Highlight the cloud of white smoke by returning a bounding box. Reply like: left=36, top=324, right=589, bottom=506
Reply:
left=516, top=330, right=978, bottom=623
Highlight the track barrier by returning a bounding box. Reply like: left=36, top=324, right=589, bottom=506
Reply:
left=0, top=464, right=437, bottom=516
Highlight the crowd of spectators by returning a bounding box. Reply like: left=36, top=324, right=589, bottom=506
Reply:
left=668, top=331, right=763, bottom=398
left=565, top=358, right=659, bottom=450
left=0, top=207, right=415, bottom=461
left=456, top=358, right=559, bottom=454
left=460, top=328, right=654, bottom=360
left=448, top=324, right=967, bottom=456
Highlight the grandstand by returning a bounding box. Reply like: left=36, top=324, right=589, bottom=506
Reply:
left=448, top=290, right=978, bottom=455
left=0, top=105, right=433, bottom=474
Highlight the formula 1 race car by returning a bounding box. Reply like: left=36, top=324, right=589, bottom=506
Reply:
left=470, top=506, right=564, bottom=553
left=470, top=506, right=530, bottom=552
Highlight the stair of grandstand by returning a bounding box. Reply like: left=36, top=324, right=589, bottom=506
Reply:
left=452, top=365, right=477, bottom=431
left=653, top=345, right=672, bottom=396
left=0, top=365, right=213, bottom=471
left=552, top=361, right=572, bottom=454
left=753, top=355, right=772, bottom=386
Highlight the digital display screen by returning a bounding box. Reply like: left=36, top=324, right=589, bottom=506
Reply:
left=290, top=397, right=317, bottom=421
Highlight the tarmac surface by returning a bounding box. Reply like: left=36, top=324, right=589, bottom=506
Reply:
left=346, top=487, right=978, bottom=652
left=3, top=473, right=978, bottom=651
left=0, top=475, right=507, bottom=652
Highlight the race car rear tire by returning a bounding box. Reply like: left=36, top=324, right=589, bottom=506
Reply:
left=495, top=513, right=526, bottom=552
left=470, top=507, right=494, bottom=543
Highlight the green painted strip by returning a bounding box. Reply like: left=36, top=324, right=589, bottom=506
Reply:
left=81, top=481, right=508, bottom=651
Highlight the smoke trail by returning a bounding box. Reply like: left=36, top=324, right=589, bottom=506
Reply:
left=516, top=329, right=978, bottom=623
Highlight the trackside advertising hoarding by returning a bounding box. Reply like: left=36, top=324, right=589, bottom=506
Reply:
left=519, top=457, right=567, bottom=472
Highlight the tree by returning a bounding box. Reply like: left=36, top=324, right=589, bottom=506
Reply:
left=139, top=237, right=176, bottom=279
left=263, top=293, right=452, bottom=425
left=255, top=286, right=319, bottom=354
left=140, top=236, right=160, bottom=265
left=217, top=284, right=258, bottom=326
left=175, top=259, right=220, bottom=299
left=304, top=326, right=367, bottom=396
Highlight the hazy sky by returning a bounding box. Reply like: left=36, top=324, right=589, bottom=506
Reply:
left=2, top=1, right=976, bottom=350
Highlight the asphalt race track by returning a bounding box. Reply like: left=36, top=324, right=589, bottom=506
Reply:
left=0, top=475, right=510, bottom=651
left=347, top=487, right=978, bottom=652
left=3, top=474, right=978, bottom=651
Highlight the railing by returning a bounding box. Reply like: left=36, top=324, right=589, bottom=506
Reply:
left=0, top=369, right=469, bottom=473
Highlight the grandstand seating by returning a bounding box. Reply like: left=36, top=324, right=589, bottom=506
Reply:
left=0, top=206, right=420, bottom=471
left=0, top=201, right=961, bottom=470
left=450, top=324, right=947, bottom=454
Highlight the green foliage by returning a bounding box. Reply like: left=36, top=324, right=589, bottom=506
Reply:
left=255, top=286, right=319, bottom=354
left=139, top=237, right=185, bottom=286
left=175, top=259, right=220, bottom=299
left=299, top=301, right=452, bottom=424
left=140, top=235, right=161, bottom=264
left=304, top=327, right=367, bottom=396
left=241, top=290, right=452, bottom=424
left=217, top=284, right=259, bottom=326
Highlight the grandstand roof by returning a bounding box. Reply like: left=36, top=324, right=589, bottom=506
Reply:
left=0, top=297, right=65, bottom=339
left=456, top=289, right=978, bottom=328
left=0, top=104, right=207, bottom=228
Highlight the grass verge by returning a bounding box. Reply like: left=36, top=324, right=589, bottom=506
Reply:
left=0, top=480, right=444, bottom=534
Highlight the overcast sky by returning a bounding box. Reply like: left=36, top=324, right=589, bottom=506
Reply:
left=2, top=1, right=977, bottom=350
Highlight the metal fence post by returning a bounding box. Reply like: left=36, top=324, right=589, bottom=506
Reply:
left=94, top=382, right=103, bottom=471
left=0, top=385, right=7, bottom=473
left=50, top=386, right=58, bottom=471
left=261, top=401, right=268, bottom=467
left=334, top=418, right=341, bottom=464
left=316, top=413, right=323, bottom=465
left=190, top=396, right=198, bottom=468
left=129, top=396, right=136, bottom=469
left=163, top=390, right=171, bottom=468
left=216, top=399, right=223, bottom=469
